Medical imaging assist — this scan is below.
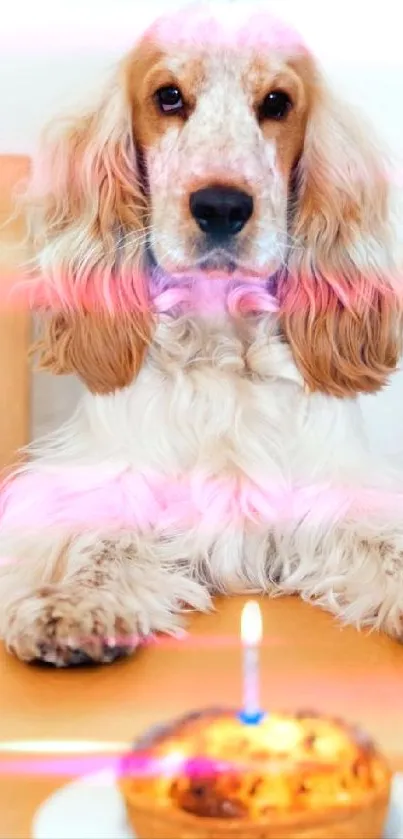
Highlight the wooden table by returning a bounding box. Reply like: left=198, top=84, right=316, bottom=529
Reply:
left=0, top=594, right=402, bottom=838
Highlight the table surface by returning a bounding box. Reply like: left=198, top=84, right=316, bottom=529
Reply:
left=0, top=594, right=403, bottom=838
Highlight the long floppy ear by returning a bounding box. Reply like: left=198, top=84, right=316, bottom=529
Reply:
left=25, top=74, right=153, bottom=393
left=279, top=78, right=400, bottom=398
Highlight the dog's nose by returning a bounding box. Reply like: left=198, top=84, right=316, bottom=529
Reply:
left=189, top=186, right=253, bottom=238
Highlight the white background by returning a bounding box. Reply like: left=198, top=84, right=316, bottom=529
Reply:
left=2, top=0, right=403, bottom=455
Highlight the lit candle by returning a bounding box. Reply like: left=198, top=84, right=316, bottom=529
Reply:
left=239, top=600, right=265, bottom=725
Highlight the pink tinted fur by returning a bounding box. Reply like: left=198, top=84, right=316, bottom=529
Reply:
left=1, top=467, right=402, bottom=547
left=7, top=268, right=401, bottom=315
left=147, top=3, right=307, bottom=54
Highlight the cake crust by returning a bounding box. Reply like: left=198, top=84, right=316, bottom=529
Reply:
left=118, top=708, right=391, bottom=839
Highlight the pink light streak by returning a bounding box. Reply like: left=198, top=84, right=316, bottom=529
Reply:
left=1, top=267, right=403, bottom=315
left=0, top=750, right=276, bottom=778
left=38, top=632, right=287, bottom=651
left=0, top=755, right=122, bottom=777
left=0, top=752, right=233, bottom=779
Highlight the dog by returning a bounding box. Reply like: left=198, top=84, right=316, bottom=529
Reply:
left=1, top=1, right=402, bottom=666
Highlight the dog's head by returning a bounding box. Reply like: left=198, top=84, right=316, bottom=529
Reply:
left=29, top=2, right=400, bottom=396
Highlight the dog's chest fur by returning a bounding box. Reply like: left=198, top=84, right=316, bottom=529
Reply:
left=114, top=304, right=306, bottom=481
left=79, top=289, right=361, bottom=498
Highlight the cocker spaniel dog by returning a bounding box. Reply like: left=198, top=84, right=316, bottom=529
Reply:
left=1, top=2, right=402, bottom=666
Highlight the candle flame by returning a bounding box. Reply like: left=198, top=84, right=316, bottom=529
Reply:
left=241, top=600, right=262, bottom=646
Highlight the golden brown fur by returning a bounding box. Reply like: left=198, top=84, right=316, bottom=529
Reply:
left=33, top=309, right=151, bottom=393
left=23, top=4, right=400, bottom=397
left=25, top=78, right=153, bottom=392
left=279, top=85, right=399, bottom=396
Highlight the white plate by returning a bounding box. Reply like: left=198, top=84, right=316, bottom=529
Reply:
left=32, top=769, right=403, bottom=839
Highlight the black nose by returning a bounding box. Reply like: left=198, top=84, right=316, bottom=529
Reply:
left=189, top=186, right=253, bottom=238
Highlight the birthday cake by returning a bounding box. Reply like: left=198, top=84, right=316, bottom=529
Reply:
left=118, top=707, right=391, bottom=839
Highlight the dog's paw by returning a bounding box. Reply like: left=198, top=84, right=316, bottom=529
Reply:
left=3, top=584, right=180, bottom=666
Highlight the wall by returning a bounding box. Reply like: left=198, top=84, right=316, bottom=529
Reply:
left=2, top=0, right=403, bottom=457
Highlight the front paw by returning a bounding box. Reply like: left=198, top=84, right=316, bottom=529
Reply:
left=4, top=585, right=156, bottom=666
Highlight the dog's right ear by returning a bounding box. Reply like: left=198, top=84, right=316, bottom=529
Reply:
left=25, top=76, right=153, bottom=393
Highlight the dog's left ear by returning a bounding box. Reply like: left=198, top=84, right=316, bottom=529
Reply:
left=279, top=79, right=400, bottom=397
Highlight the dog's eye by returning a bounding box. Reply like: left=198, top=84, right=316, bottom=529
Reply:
left=259, top=90, right=292, bottom=121
left=155, top=86, right=184, bottom=114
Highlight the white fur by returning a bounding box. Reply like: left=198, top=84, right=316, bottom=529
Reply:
left=1, top=285, right=403, bottom=663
